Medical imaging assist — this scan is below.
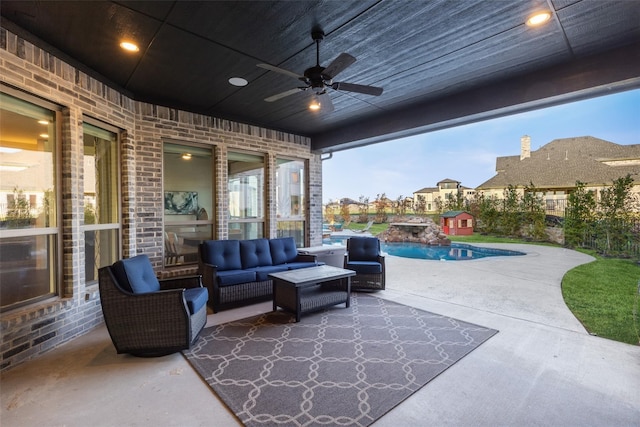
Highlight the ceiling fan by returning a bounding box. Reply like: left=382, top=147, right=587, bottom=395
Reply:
left=257, top=29, right=384, bottom=112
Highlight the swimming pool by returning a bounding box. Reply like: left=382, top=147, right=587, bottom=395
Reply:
left=323, top=237, right=525, bottom=261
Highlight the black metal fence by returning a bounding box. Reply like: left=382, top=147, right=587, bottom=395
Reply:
left=578, top=218, right=640, bottom=258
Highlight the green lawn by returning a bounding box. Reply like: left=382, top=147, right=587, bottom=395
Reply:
left=562, top=257, right=640, bottom=345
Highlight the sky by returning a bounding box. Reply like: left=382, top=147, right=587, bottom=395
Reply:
left=322, top=88, right=640, bottom=204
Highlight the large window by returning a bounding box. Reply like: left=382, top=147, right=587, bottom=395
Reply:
left=163, top=142, right=213, bottom=267
left=0, top=91, right=59, bottom=311
left=82, top=122, right=120, bottom=282
left=276, top=158, right=305, bottom=246
left=228, top=152, right=264, bottom=240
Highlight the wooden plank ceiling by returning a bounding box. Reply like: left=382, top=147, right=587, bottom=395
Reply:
left=1, top=0, right=639, bottom=152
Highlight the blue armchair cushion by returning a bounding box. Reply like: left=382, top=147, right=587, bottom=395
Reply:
left=216, top=269, right=257, bottom=287
left=114, top=254, right=161, bottom=294
left=240, top=239, right=273, bottom=269
left=201, top=240, right=242, bottom=271
left=269, top=237, right=298, bottom=265
left=183, top=287, right=208, bottom=315
left=348, top=237, right=381, bottom=261
left=346, top=261, right=383, bottom=275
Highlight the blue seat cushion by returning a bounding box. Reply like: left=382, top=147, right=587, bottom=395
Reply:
left=183, top=287, right=208, bottom=315
left=246, top=265, right=289, bottom=282
left=346, top=261, right=382, bottom=275
left=286, top=261, right=321, bottom=270
left=269, top=237, right=298, bottom=265
left=216, top=270, right=257, bottom=287
left=113, top=254, right=161, bottom=294
left=200, top=240, right=242, bottom=271
left=348, top=237, right=381, bottom=261
left=240, top=239, right=273, bottom=269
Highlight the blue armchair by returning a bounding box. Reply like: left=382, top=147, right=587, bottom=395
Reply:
left=98, top=254, right=208, bottom=356
left=344, top=237, right=386, bottom=291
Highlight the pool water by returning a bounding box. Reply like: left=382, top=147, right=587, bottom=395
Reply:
left=323, top=237, right=525, bottom=261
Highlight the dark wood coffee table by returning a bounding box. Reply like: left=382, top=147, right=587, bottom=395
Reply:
left=269, top=265, right=356, bottom=322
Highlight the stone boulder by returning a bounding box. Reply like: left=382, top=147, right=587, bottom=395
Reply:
left=380, top=217, right=451, bottom=246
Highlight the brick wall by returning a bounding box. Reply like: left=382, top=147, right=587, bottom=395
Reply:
left=0, top=26, right=322, bottom=372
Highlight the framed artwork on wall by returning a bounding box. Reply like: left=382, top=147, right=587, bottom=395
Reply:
left=164, top=191, right=198, bottom=215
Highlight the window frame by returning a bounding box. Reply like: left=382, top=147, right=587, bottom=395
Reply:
left=0, top=85, right=63, bottom=311
left=162, top=140, right=215, bottom=267
left=81, top=117, right=122, bottom=284
left=227, top=150, right=266, bottom=240
left=275, top=156, right=306, bottom=246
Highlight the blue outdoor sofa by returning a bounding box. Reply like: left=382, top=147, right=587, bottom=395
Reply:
left=198, top=237, right=322, bottom=312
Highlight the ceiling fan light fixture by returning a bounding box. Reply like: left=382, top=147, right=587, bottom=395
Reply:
left=309, top=98, right=321, bottom=111
left=119, top=41, right=139, bottom=52
left=526, top=11, right=552, bottom=27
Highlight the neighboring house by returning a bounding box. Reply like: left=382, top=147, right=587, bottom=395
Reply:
left=476, top=136, right=640, bottom=214
left=440, top=211, right=474, bottom=236
left=413, top=179, right=475, bottom=213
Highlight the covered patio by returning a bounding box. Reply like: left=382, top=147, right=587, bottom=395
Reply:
left=2, top=244, right=638, bottom=426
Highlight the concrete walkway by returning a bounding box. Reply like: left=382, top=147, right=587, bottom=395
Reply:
left=1, top=244, right=639, bottom=426
left=377, top=244, right=640, bottom=427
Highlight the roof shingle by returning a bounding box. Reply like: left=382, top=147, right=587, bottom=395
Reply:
left=477, top=136, right=640, bottom=189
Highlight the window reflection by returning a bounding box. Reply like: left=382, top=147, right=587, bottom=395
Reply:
left=163, top=142, right=213, bottom=267
left=276, top=158, right=305, bottom=246
left=0, top=92, right=58, bottom=310
left=228, top=152, right=264, bottom=240
left=83, top=123, right=120, bottom=282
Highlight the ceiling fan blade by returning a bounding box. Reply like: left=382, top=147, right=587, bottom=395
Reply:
left=331, top=81, right=383, bottom=96
left=322, top=53, right=356, bottom=79
left=317, top=92, right=334, bottom=113
left=257, top=63, right=304, bottom=81
left=265, top=88, right=304, bottom=102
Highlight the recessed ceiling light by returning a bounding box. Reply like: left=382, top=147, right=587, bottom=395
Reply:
left=526, top=11, right=552, bottom=27
left=120, top=41, right=139, bottom=52
left=228, top=77, right=248, bottom=87
left=38, top=120, right=49, bottom=125
left=181, top=153, right=192, bottom=160
left=39, top=133, right=49, bottom=138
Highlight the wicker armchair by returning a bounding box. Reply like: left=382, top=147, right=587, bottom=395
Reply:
left=344, top=237, right=386, bottom=291
left=98, top=254, right=208, bottom=357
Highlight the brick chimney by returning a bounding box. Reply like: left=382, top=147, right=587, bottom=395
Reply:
left=520, top=135, right=531, bottom=160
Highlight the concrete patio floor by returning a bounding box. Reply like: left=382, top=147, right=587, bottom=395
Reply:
left=2, top=244, right=639, bottom=426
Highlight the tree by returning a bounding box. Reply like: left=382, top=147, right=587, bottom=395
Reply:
left=357, top=195, right=369, bottom=223
left=520, top=182, right=546, bottom=240
left=433, top=196, right=443, bottom=214
left=339, top=199, right=351, bottom=224
left=594, top=175, right=636, bottom=256
left=324, top=200, right=337, bottom=224
left=476, top=193, right=499, bottom=234
left=444, top=189, right=465, bottom=211
left=564, top=181, right=596, bottom=248
left=415, top=195, right=426, bottom=216
left=4, top=187, right=33, bottom=228
left=373, top=193, right=388, bottom=223
left=500, top=185, right=520, bottom=236
left=394, top=195, right=407, bottom=216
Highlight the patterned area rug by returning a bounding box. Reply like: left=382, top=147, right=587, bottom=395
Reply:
left=183, top=294, right=498, bottom=427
